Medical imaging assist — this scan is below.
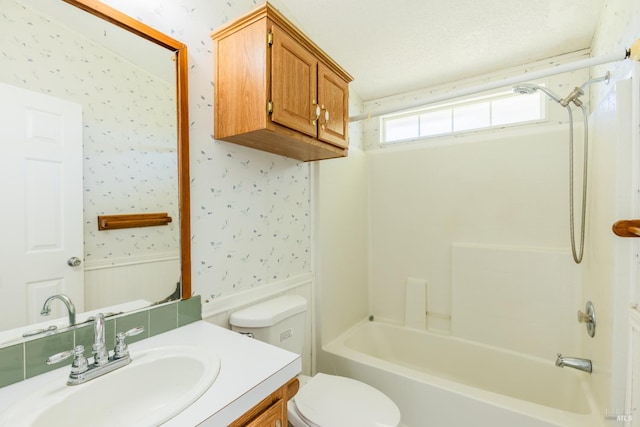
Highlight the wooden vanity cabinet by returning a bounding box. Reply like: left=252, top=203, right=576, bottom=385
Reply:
left=230, top=377, right=299, bottom=427
left=212, top=2, right=353, bottom=162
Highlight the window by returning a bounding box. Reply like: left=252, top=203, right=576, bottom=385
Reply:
left=381, top=89, right=545, bottom=144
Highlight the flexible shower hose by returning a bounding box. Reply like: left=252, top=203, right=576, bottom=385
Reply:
left=565, top=104, right=589, bottom=264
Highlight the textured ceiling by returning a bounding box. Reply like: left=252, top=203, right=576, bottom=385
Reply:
left=272, top=0, right=606, bottom=101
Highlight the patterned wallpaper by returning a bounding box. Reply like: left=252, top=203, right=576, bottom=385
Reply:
left=99, top=0, right=315, bottom=301
left=0, top=0, right=180, bottom=265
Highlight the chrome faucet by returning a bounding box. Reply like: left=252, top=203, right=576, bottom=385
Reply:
left=46, top=312, right=144, bottom=385
left=40, top=294, right=76, bottom=326
left=92, top=313, right=109, bottom=366
left=555, top=353, right=592, bottom=373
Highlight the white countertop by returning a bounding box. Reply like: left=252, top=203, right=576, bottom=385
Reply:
left=0, top=321, right=302, bottom=426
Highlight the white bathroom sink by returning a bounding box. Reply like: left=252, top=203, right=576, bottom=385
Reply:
left=0, top=345, right=220, bottom=427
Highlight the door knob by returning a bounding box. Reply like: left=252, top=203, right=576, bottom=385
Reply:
left=67, top=257, right=82, bottom=267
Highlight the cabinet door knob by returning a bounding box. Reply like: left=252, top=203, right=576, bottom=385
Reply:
left=312, top=102, right=321, bottom=125
left=320, top=106, right=329, bottom=131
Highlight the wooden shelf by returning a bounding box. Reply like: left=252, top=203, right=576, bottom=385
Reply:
left=98, top=212, right=172, bottom=231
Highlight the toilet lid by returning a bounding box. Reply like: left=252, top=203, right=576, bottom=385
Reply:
left=293, top=373, right=400, bottom=427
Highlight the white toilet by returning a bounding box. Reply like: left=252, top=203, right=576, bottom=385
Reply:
left=230, top=295, right=401, bottom=427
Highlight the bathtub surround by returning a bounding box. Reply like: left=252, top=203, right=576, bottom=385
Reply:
left=367, top=124, right=578, bottom=330
left=579, top=76, right=635, bottom=418
left=404, top=278, right=427, bottom=330
left=314, top=147, right=369, bottom=345
left=0, top=296, right=201, bottom=389
left=451, top=244, right=581, bottom=359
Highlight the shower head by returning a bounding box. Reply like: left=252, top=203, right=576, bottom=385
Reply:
left=512, top=84, right=562, bottom=104
left=512, top=84, right=538, bottom=95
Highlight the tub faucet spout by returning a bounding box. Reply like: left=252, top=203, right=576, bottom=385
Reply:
left=555, top=353, right=592, bottom=373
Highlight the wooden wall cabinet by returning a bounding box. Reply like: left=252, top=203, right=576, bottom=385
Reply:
left=230, top=378, right=299, bottom=427
left=212, top=2, right=353, bottom=162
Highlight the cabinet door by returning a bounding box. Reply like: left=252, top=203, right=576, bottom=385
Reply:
left=317, top=62, right=349, bottom=148
left=243, top=399, right=285, bottom=427
left=271, top=25, right=318, bottom=138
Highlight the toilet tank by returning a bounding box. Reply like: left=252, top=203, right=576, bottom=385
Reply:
left=229, top=295, right=307, bottom=354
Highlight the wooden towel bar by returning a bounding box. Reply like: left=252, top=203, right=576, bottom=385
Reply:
left=98, top=212, right=172, bottom=231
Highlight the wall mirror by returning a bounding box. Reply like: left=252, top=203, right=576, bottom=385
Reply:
left=0, top=0, right=191, bottom=343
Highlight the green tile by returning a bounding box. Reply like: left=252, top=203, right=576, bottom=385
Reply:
left=149, top=303, right=178, bottom=337
left=73, top=324, right=94, bottom=358
left=25, top=330, right=74, bottom=378
left=115, top=311, right=149, bottom=345
left=0, top=344, right=25, bottom=387
left=178, top=295, right=202, bottom=327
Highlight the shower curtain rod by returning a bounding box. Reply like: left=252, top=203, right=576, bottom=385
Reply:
left=349, top=45, right=637, bottom=123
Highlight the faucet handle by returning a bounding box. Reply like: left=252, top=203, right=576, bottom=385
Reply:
left=113, top=326, right=144, bottom=360
left=47, top=349, right=74, bottom=365
left=47, top=345, right=88, bottom=375
left=577, top=301, right=597, bottom=337
left=69, top=346, right=89, bottom=374
left=577, top=310, right=593, bottom=323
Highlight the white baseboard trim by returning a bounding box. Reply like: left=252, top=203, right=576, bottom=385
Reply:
left=84, top=253, right=180, bottom=271
left=201, top=272, right=314, bottom=319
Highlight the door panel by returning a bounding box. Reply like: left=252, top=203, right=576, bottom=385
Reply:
left=0, top=83, right=83, bottom=329
left=271, top=25, right=317, bottom=137
left=318, top=62, right=348, bottom=148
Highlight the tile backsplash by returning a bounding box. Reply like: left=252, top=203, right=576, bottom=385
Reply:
left=0, top=296, right=201, bottom=389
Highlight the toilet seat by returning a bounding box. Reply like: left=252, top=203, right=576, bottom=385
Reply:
left=290, top=373, right=400, bottom=427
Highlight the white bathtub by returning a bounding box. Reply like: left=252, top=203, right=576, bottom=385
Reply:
left=322, top=320, right=602, bottom=427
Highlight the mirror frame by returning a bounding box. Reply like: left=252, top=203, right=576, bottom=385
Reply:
left=64, top=0, right=192, bottom=299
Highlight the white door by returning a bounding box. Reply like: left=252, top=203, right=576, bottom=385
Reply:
left=0, top=83, right=84, bottom=330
